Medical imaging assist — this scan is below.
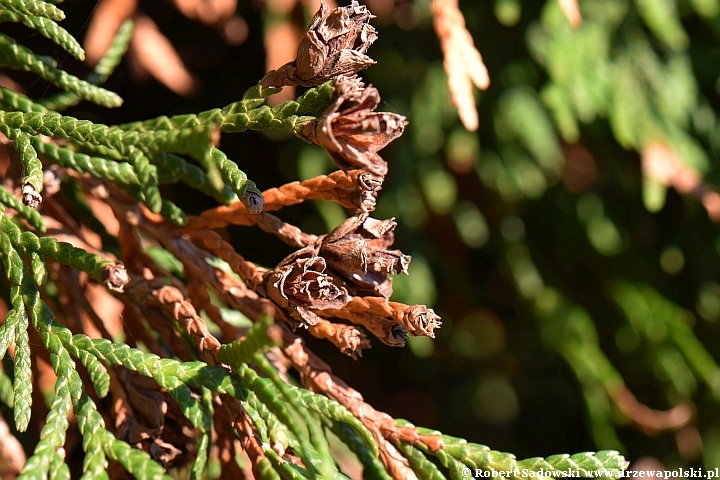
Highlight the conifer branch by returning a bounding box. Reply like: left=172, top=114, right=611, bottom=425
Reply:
left=0, top=0, right=64, bottom=22
left=19, top=372, right=73, bottom=480
left=0, top=34, right=121, bottom=107
left=0, top=86, right=48, bottom=113
left=0, top=10, right=84, bottom=60
left=1, top=214, right=127, bottom=291
left=40, top=20, right=133, bottom=111
left=33, top=138, right=140, bottom=186
left=0, top=0, right=643, bottom=476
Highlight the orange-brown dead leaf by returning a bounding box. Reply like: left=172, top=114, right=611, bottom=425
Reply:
left=84, top=0, right=137, bottom=65
left=432, top=0, right=489, bottom=131
left=609, top=385, right=693, bottom=436
left=0, top=413, right=25, bottom=478
left=264, top=22, right=302, bottom=104
left=642, top=141, right=720, bottom=221
left=130, top=15, right=201, bottom=97
left=558, top=0, right=582, bottom=29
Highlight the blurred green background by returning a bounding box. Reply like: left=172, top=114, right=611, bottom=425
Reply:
left=14, top=0, right=720, bottom=469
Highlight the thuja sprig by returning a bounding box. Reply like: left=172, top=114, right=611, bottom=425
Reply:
left=393, top=441, right=446, bottom=480
left=252, top=352, right=339, bottom=478
left=19, top=353, right=73, bottom=480
left=37, top=322, right=171, bottom=480
left=0, top=230, right=33, bottom=431
left=62, top=335, right=241, bottom=397
left=2, top=128, right=43, bottom=196
left=0, top=9, right=84, bottom=60
left=209, top=147, right=263, bottom=213
left=0, top=110, right=262, bottom=215
left=58, top=325, right=371, bottom=479
left=237, top=363, right=323, bottom=478
left=0, top=86, right=48, bottom=113
left=32, top=138, right=140, bottom=186
left=158, top=369, right=213, bottom=479
left=217, top=315, right=279, bottom=366
left=398, top=421, right=629, bottom=479
left=0, top=33, right=121, bottom=108
left=218, top=317, right=338, bottom=478
left=0, top=310, right=18, bottom=371
left=21, top=316, right=201, bottom=479
left=290, top=385, right=377, bottom=455
left=0, top=214, right=127, bottom=291
left=0, top=79, right=336, bottom=220
left=0, top=0, right=65, bottom=23
left=245, top=390, right=297, bottom=453
left=242, top=394, right=271, bottom=445
left=116, top=79, right=334, bottom=137
left=12, top=299, right=31, bottom=431
left=73, top=347, right=111, bottom=398
left=152, top=152, right=237, bottom=204
left=40, top=20, right=134, bottom=112
left=220, top=80, right=335, bottom=137
left=328, top=420, right=392, bottom=480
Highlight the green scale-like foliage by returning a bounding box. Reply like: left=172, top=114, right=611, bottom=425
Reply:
left=0, top=1, right=633, bottom=478
left=0, top=80, right=335, bottom=220
left=0, top=10, right=83, bottom=60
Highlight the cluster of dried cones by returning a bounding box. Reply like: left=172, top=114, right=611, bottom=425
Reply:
left=189, top=0, right=440, bottom=355
left=0, top=2, right=442, bottom=478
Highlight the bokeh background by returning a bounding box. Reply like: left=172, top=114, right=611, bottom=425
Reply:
left=9, top=0, right=720, bottom=470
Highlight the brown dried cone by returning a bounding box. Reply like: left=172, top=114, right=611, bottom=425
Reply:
left=302, top=77, right=407, bottom=177
left=103, top=263, right=130, bottom=292
left=319, top=215, right=410, bottom=298
left=260, top=245, right=350, bottom=328
left=262, top=0, right=377, bottom=88
left=22, top=183, right=41, bottom=208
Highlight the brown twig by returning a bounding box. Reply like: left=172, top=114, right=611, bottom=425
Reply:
left=123, top=274, right=195, bottom=361
left=609, top=386, right=693, bottom=436
left=256, top=213, right=319, bottom=247
left=307, top=318, right=370, bottom=358
left=187, top=169, right=381, bottom=229
left=151, top=278, right=221, bottom=353
left=321, top=297, right=441, bottom=337
left=186, top=228, right=266, bottom=289
left=282, top=330, right=419, bottom=480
